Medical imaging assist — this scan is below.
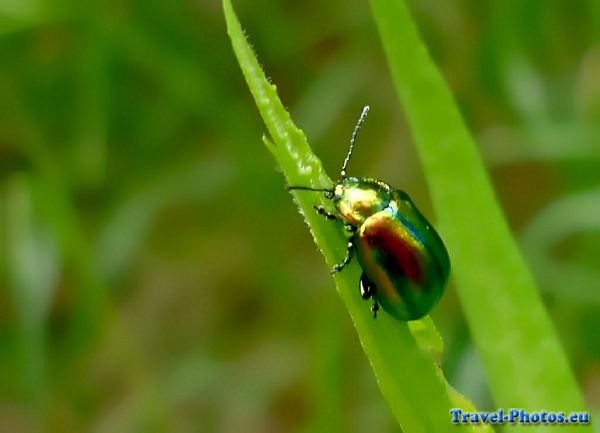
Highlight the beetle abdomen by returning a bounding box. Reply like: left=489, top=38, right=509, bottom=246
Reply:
left=355, top=206, right=448, bottom=320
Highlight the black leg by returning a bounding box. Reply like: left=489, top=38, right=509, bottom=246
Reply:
left=314, top=205, right=338, bottom=220
left=359, top=273, right=377, bottom=299
left=372, top=300, right=380, bottom=319
left=330, top=239, right=355, bottom=274
left=314, top=205, right=355, bottom=232
left=315, top=205, right=357, bottom=274
left=360, top=273, right=379, bottom=319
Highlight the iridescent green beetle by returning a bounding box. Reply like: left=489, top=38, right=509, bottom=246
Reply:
left=289, top=106, right=450, bottom=320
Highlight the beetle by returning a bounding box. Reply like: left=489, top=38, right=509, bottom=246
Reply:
left=288, top=106, right=450, bottom=320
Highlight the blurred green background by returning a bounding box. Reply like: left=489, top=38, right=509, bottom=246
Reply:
left=0, top=0, right=599, bottom=432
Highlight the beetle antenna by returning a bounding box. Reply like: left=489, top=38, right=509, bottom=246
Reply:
left=340, top=105, right=370, bottom=178
left=287, top=186, right=333, bottom=193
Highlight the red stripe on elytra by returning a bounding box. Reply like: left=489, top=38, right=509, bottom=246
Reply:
left=364, top=218, right=424, bottom=283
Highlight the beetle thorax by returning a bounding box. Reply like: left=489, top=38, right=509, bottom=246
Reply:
left=333, top=178, right=391, bottom=226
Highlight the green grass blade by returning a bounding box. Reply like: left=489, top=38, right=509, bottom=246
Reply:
left=369, top=0, right=588, bottom=424
left=223, top=1, right=492, bottom=431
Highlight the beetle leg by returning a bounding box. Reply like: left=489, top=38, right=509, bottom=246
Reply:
left=359, top=272, right=376, bottom=299
left=314, top=205, right=338, bottom=221
left=359, top=273, right=379, bottom=319
left=314, top=206, right=355, bottom=233
left=371, top=300, right=380, bottom=319
left=330, top=239, right=355, bottom=274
